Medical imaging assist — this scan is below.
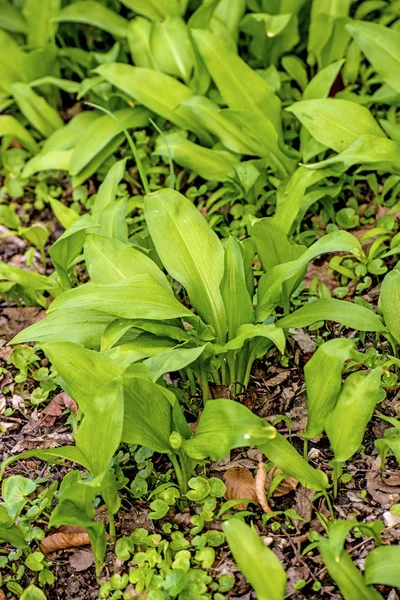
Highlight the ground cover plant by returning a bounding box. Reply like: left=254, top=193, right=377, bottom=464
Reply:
left=1, top=0, right=400, bottom=599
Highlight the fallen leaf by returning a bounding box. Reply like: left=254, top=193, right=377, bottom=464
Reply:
left=223, top=466, right=258, bottom=509
left=289, top=328, right=316, bottom=354
left=0, top=589, right=6, bottom=600
left=69, top=549, right=94, bottom=571
left=266, top=467, right=298, bottom=497
left=293, top=487, right=315, bottom=525
left=0, top=307, right=45, bottom=340
left=40, top=392, right=78, bottom=426
left=366, top=458, right=400, bottom=508
left=41, top=526, right=90, bottom=553
left=255, top=462, right=272, bottom=513
left=11, top=431, right=74, bottom=453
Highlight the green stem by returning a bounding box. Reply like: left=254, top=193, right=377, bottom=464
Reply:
left=108, top=511, right=116, bottom=540
left=333, top=462, right=340, bottom=498
left=200, top=367, right=211, bottom=403
left=303, top=437, right=308, bottom=461
left=169, top=453, right=188, bottom=494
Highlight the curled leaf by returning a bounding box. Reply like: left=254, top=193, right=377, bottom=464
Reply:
left=223, top=466, right=258, bottom=509
left=266, top=467, right=298, bottom=497
left=255, top=462, right=272, bottom=514
left=41, top=526, right=90, bottom=553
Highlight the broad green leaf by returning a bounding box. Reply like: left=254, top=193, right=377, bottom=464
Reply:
left=76, top=379, right=123, bottom=475
left=365, top=546, right=400, bottom=587
left=303, top=339, right=359, bottom=439
left=72, top=134, right=126, bottom=187
left=0, top=260, right=58, bottom=293
left=101, top=319, right=189, bottom=351
left=249, top=217, right=305, bottom=271
left=0, top=115, right=38, bottom=152
left=287, top=98, right=385, bottom=153
left=346, top=21, right=400, bottom=95
left=85, top=234, right=170, bottom=290
left=42, top=111, right=99, bottom=153
left=151, top=18, right=193, bottom=84
left=153, top=132, right=238, bottom=182
left=11, top=83, right=63, bottom=138
left=119, top=0, right=182, bottom=19
left=213, top=0, right=245, bottom=40
left=49, top=198, right=80, bottom=230
left=23, top=0, right=60, bottom=46
left=255, top=230, right=362, bottom=321
left=218, top=324, right=286, bottom=355
left=259, top=431, right=328, bottom=491
left=0, top=522, right=29, bottom=550
left=21, top=586, right=47, bottom=600
left=2, top=476, right=37, bottom=520
left=320, top=537, right=384, bottom=600
left=23, top=149, right=72, bottom=179
left=0, top=3, right=27, bottom=33
left=303, top=135, right=400, bottom=174
left=277, top=298, right=386, bottom=332
left=96, top=63, right=212, bottom=145
left=70, top=108, right=150, bottom=176
left=326, top=368, right=382, bottom=463
left=105, top=336, right=176, bottom=366
left=145, top=345, right=211, bottom=382
left=307, top=0, right=351, bottom=69
left=1, top=447, right=91, bottom=477
left=380, top=269, right=400, bottom=343
left=53, top=1, right=128, bottom=37
left=122, top=375, right=174, bottom=452
left=127, top=17, right=157, bottom=69
left=223, top=520, right=286, bottom=600
left=303, top=59, right=345, bottom=100
left=191, top=28, right=282, bottom=135
left=241, top=12, right=299, bottom=66
left=48, top=275, right=193, bottom=322
left=41, top=342, right=124, bottom=413
left=12, top=308, right=113, bottom=348
left=183, top=400, right=277, bottom=460
left=144, top=189, right=227, bottom=340
left=49, top=214, right=96, bottom=287
left=28, top=75, right=80, bottom=94
left=220, top=237, right=254, bottom=339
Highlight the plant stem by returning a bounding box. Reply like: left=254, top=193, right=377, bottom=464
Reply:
left=303, top=437, right=308, bottom=461
left=169, top=453, right=188, bottom=494
left=333, top=461, right=340, bottom=498
left=200, top=367, right=211, bottom=403
left=108, top=511, right=116, bottom=540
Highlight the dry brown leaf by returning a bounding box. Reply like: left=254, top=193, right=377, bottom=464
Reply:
left=255, top=462, right=272, bottom=513
left=266, top=467, right=298, bottom=497
left=40, top=392, right=78, bottom=426
left=41, top=526, right=90, bottom=554
left=223, top=466, right=258, bottom=509
left=0, top=589, right=6, bottom=600
left=69, top=549, right=94, bottom=571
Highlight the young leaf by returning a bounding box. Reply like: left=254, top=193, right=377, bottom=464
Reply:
left=53, top=1, right=128, bottom=37
left=346, top=20, right=400, bottom=95
left=325, top=368, right=382, bottom=463
left=144, top=189, right=228, bottom=340
left=223, top=520, right=286, bottom=600
left=151, top=17, right=193, bottom=84
left=144, top=345, right=211, bottom=382
left=119, top=0, right=182, bottom=20
left=380, top=269, right=400, bottom=343
left=127, top=17, right=157, bottom=69
left=0, top=115, right=38, bottom=152
left=11, top=83, right=63, bottom=138
left=23, top=0, right=60, bottom=46
left=287, top=99, right=385, bottom=152
left=365, top=546, right=400, bottom=587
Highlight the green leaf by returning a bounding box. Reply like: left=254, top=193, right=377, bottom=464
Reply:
left=365, top=546, right=400, bottom=587
left=346, top=20, right=400, bottom=95
left=220, top=237, right=254, bottom=339
left=218, top=324, right=286, bottom=355
left=151, top=17, right=193, bottom=84
left=96, top=63, right=212, bottom=145
left=303, top=135, right=400, bottom=174
left=47, top=275, right=193, bottom=321
left=144, top=189, right=227, bottom=340
left=223, top=520, right=286, bottom=600
left=2, top=476, right=37, bottom=520
left=11, top=83, right=63, bottom=138
left=249, top=217, right=305, bottom=271
left=49, top=197, right=80, bottom=230
left=286, top=99, right=385, bottom=153
left=303, top=59, right=345, bottom=100
left=122, top=375, right=174, bottom=453
left=320, top=537, right=384, bottom=600
left=183, top=399, right=278, bottom=460
left=303, top=339, right=359, bottom=439
left=20, top=585, right=47, bottom=600
left=0, top=522, right=29, bottom=549
left=127, top=17, right=157, bottom=69
left=1, top=447, right=91, bottom=478
left=191, top=28, right=282, bottom=135
left=41, top=342, right=124, bottom=414
left=23, top=0, right=60, bottom=46
left=119, top=0, right=182, bottom=19
left=12, top=308, right=113, bottom=348
left=380, top=269, right=400, bottom=343
left=0, top=3, right=27, bottom=34
left=106, top=336, right=176, bottom=366
left=23, top=149, right=72, bottom=179
left=326, top=368, right=382, bottom=463
left=53, top=1, right=128, bottom=37
left=76, top=379, right=123, bottom=475
left=42, top=111, right=99, bottom=152
left=153, top=132, right=238, bottom=182
left=255, top=230, right=362, bottom=321
left=0, top=115, right=38, bottom=152
left=85, top=234, right=170, bottom=290
left=145, top=345, right=210, bottom=382
left=277, top=298, right=386, bottom=332
left=70, top=108, right=150, bottom=176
